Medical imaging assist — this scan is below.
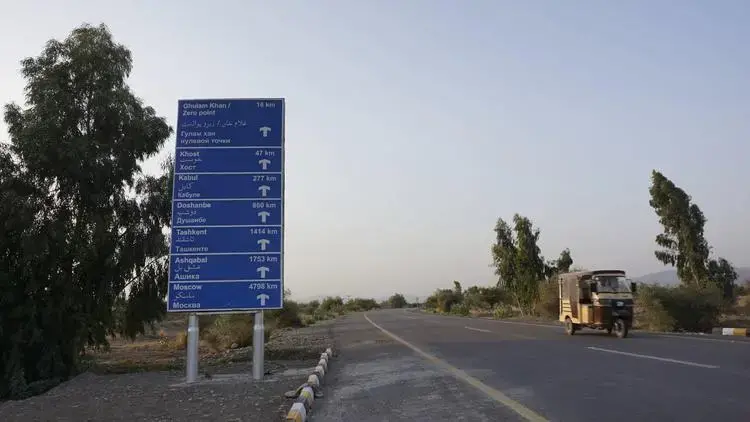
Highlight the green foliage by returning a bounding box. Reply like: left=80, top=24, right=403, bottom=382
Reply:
left=648, top=171, right=738, bottom=296
left=425, top=288, right=462, bottom=313
left=492, top=218, right=517, bottom=289
left=0, top=23, right=171, bottom=399
left=707, top=257, right=737, bottom=301
left=649, top=170, right=711, bottom=284
left=493, top=304, right=517, bottom=319
left=449, top=302, right=470, bottom=316
left=267, top=300, right=304, bottom=329
left=534, top=279, right=560, bottom=319
left=318, top=296, right=345, bottom=314
left=648, top=171, right=738, bottom=303
left=491, top=214, right=553, bottom=313
left=555, top=249, right=574, bottom=274
left=388, top=293, right=408, bottom=309
left=201, top=314, right=274, bottom=351
left=635, top=283, right=724, bottom=332
left=463, top=286, right=507, bottom=310
left=344, top=297, right=380, bottom=312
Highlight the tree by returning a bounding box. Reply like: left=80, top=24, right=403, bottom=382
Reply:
left=556, top=249, right=574, bottom=273
left=1, top=23, right=171, bottom=398
left=512, top=214, right=547, bottom=310
left=648, top=170, right=736, bottom=294
left=543, top=248, right=574, bottom=279
left=388, top=293, right=408, bottom=309
left=648, top=170, right=711, bottom=286
left=492, top=218, right=517, bottom=289
left=707, top=258, right=737, bottom=301
left=491, top=214, right=546, bottom=313
left=425, top=288, right=461, bottom=313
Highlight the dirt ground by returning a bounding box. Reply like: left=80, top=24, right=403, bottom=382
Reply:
left=0, top=317, right=336, bottom=422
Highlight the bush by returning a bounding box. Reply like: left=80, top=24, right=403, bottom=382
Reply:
left=534, top=279, right=558, bottom=319
left=450, top=302, right=470, bottom=316
left=388, top=293, right=408, bottom=309
left=493, top=304, right=518, bottom=319
left=429, top=289, right=461, bottom=313
left=268, top=300, right=304, bottom=329
left=299, top=300, right=320, bottom=316
left=636, top=283, right=723, bottom=332
left=201, top=314, right=272, bottom=351
left=344, top=298, right=380, bottom=312
left=463, top=286, right=507, bottom=310
left=319, top=296, right=344, bottom=314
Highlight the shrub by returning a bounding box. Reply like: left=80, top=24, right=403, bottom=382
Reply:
left=319, top=296, right=344, bottom=313
left=493, top=304, right=517, bottom=319
left=388, top=293, right=408, bottom=309
left=534, top=279, right=558, bottom=319
left=298, top=300, right=320, bottom=316
left=201, top=314, right=272, bottom=351
left=202, top=314, right=252, bottom=351
left=463, top=286, right=507, bottom=310
left=432, top=289, right=461, bottom=313
left=450, top=302, right=471, bottom=316
left=172, top=331, right=188, bottom=350
left=268, top=300, right=304, bottom=329
left=636, top=283, right=723, bottom=332
left=344, top=298, right=380, bottom=312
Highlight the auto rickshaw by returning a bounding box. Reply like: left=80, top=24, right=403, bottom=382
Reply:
left=558, top=270, right=637, bottom=338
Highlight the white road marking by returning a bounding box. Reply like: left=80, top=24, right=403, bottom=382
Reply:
left=364, top=313, right=549, bottom=422
left=586, top=346, right=719, bottom=369
left=465, top=326, right=492, bottom=333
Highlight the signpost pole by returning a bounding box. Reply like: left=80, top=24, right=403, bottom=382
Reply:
left=252, top=311, right=265, bottom=380
left=186, top=313, right=199, bottom=383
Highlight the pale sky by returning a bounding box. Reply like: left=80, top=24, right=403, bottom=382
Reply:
left=1, top=1, right=748, bottom=300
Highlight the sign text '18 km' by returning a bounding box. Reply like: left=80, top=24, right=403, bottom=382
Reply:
left=167, top=98, right=285, bottom=312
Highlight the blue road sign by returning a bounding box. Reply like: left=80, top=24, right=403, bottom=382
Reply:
left=172, top=200, right=282, bottom=226
left=175, top=148, right=282, bottom=173
left=167, top=98, right=285, bottom=313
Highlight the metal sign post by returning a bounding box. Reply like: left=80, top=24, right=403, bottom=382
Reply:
left=252, top=311, right=265, bottom=380
left=186, top=313, right=199, bottom=382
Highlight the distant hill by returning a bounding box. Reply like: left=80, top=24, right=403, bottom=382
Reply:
left=634, top=267, right=750, bottom=286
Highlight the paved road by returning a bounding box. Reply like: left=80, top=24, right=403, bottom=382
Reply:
left=312, top=312, right=525, bottom=421
left=315, top=309, right=750, bottom=421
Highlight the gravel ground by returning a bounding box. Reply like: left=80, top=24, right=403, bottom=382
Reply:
left=0, top=321, right=335, bottom=422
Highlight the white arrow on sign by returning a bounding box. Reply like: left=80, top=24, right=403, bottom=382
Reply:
left=258, top=185, right=270, bottom=197
left=256, top=293, right=270, bottom=306
left=257, top=239, right=270, bottom=251
left=258, top=158, right=271, bottom=170
left=257, top=211, right=270, bottom=223
left=256, top=266, right=270, bottom=279
left=259, top=126, right=272, bottom=137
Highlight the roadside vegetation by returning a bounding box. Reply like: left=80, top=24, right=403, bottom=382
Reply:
left=422, top=171, right=749, bottom=334
left=0, top=23, right=388, bottom=400
left=1, top=22, right=746, bottom=402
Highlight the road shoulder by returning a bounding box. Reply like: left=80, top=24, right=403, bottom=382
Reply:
left=312, top=313, right=524, bottom=422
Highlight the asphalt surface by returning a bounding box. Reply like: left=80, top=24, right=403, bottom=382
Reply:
left=312, top=312, right=524, bottom=421
left=314, top=309, right=750, bottom=422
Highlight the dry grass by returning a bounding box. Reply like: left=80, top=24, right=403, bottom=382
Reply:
left=84, top=310, right=329, bottom=374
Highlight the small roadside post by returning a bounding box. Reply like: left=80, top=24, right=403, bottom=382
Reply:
left=166, top=98, right=286, bottom=383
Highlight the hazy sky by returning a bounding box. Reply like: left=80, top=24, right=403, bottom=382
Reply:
left=1, top=1, right=748, bottom=300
